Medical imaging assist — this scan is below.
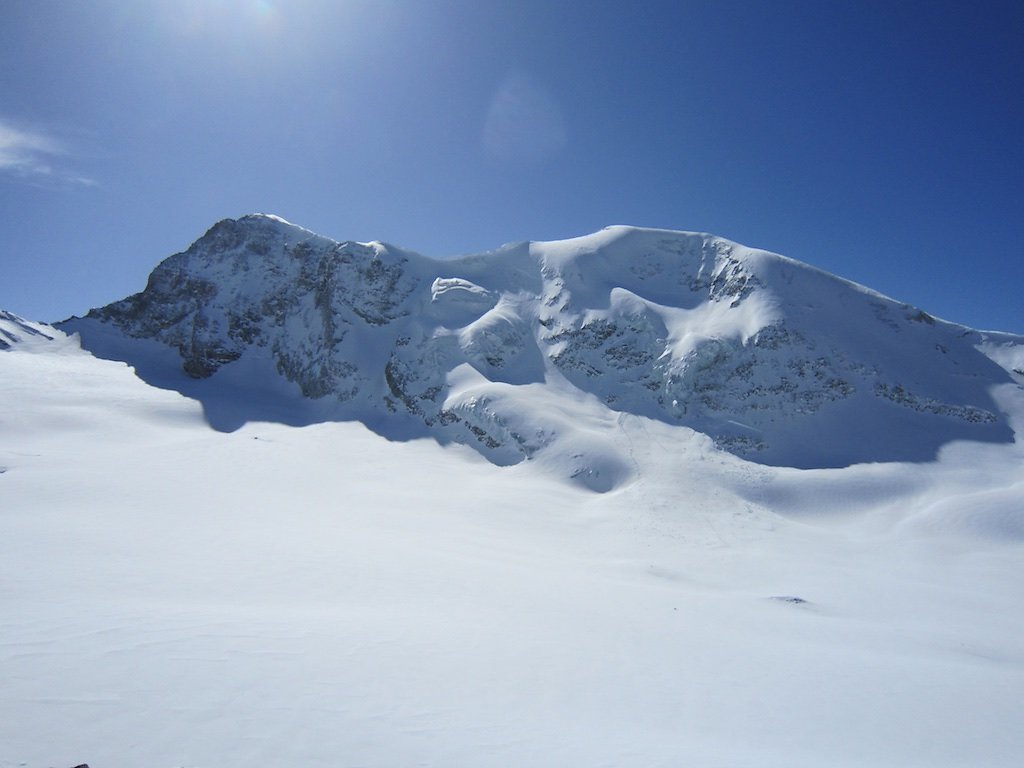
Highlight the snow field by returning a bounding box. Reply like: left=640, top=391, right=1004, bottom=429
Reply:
left=3, top=327, right=1024, bottom=767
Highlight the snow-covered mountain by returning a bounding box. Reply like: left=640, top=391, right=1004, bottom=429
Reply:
left=62, top=213, right=1023, bottom=472
left=0, top=309, right=57, bottom=350
left=4, top=219, right=1024, bottom=767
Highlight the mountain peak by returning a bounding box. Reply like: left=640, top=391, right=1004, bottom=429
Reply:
left=57, top=217, right=1021, bottom=476
left=240, top=212, right=296, bottom=226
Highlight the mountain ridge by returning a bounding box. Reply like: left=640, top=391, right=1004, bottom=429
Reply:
left=51, top=214, right=1022, bottom=476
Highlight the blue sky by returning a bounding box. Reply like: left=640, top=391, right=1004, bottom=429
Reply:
left=2, top=0, right=1022, bottom=332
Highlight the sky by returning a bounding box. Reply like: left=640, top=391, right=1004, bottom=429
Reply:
left=1, top=0, right=1021, bottom=332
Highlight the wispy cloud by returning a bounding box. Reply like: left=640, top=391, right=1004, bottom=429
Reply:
left=0, top=118, right=96, bottom=187
left=483, top=72, right=567, bottom=165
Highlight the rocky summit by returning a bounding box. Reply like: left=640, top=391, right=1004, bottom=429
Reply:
left=60, top=214, right=1023, bottom=472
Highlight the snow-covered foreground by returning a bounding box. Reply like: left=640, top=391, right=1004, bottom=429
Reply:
left=3, top=321, right=1024, bottom=767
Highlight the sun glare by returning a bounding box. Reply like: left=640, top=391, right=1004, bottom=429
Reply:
left=164, top=0, right=284, bottom=39
left=253, top=0, right=280, bottom=26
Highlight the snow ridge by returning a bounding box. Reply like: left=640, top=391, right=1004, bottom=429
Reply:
left=0, top=310, right=55, bottom=350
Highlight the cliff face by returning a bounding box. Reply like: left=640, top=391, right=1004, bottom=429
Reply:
left=60, top=214, right=1021, bottom=469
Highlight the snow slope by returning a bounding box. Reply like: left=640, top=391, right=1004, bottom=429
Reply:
left=3, top=215, right=1024, bottom=766
left=2, top=314, right=1024, bottom=767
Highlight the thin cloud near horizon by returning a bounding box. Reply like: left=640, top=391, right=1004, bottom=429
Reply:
left=0, top=117, right=96, bottom=188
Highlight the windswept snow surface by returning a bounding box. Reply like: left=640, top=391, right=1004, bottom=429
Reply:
left=3, top=314, right=1024, bottom=767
